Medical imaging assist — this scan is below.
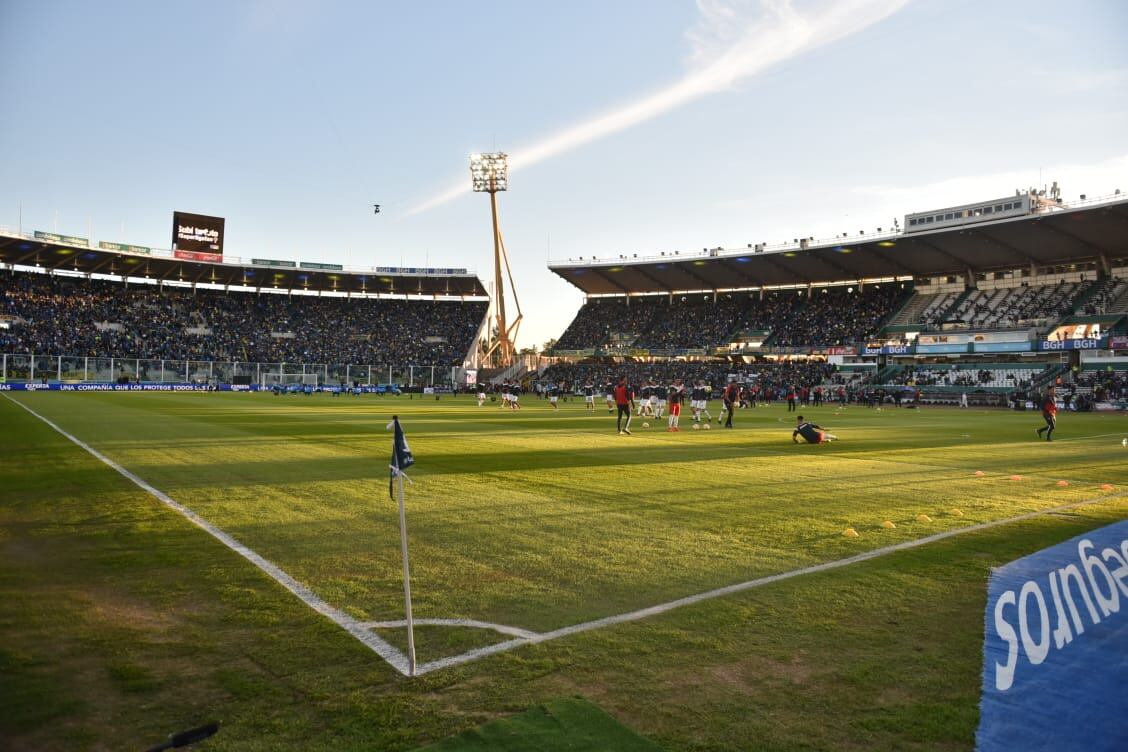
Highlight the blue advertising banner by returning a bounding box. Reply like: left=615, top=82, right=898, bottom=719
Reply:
left=916, top=343, right=970, bottom=354
left=0, top=382, right=254, bottom=392
left=1037, top=338, right=1105, bottom=352
left=881, top=344, right=913, bottom=355
left=973, top=341, right=1033, bottom=353
left=977, top=519, right=1128, bottom=752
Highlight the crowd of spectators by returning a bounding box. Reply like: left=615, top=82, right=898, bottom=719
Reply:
left=918, top=280, right=1094, bottom=329
left=537, top=359, right=848, bottom=400
left=555, top=285, right=904, bottom=351
left=882, top=364, right=1043, bottom=390
left=1079, top=276, right=1128, bottom=316
left=1068, top=368, right=1128, bottom=401
left=768, top=284, right=908, bottom=347
left=0, top=271, right=487, bottom=365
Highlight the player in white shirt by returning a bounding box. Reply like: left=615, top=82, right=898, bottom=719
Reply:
left=584, top=383, right=596, bottom=412
left=652, top=383, right=665, bottom=419
left=690, top=381, right=713, bottom=423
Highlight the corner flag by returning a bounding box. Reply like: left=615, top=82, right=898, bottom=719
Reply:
left=385, top=414, right=418, bottom=674
left=387, top=415, right=414, bottom=499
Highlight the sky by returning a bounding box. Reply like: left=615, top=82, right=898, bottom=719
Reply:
left=1, top=0, right=1126, bottom=351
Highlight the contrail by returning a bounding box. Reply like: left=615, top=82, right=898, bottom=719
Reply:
left=406, top=0, right=911, bottom=216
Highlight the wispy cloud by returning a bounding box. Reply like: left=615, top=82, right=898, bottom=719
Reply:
left=406, top=0, right=911, bottom=216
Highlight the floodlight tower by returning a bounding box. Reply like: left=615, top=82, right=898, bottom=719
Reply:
left=470, top=152, right=522, bottom=368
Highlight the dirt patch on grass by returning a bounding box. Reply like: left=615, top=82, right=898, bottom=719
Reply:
left=84, top=588, right=184, bottom=637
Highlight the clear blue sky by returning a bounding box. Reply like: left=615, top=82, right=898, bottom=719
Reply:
left=1, top=0, right=1125, bottom=349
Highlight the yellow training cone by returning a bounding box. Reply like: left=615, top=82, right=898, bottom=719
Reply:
left=950, top=508, right=963, bottom=517
left=882, top=520, right=896, bottom=529
left=973, top=470, right=986, bottom=477
left=916, top=514, right=932, bottom=523
left=1056, top=480, right=1070, bottom=487
left=843, top=527, right=860, bottom=538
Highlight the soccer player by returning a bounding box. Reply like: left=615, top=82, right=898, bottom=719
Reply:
left=653, top=382, right=666, bottom=419
left=666, top=379, right=685, bottom=431
left=786, top=385, right=797, bottom=412
left=690, top=380, right=713, bottom=423
left=793, top=415, right=837, bottom=444
left=959, top=391, right=968, bottom=408
left=547, top=383, right=559, bottom=410
left=584, top=382, right=596, bottom=412
left=1035, top=386, right=1058, bottom=441
left=510, top=381, right=522, bottom=410
left=722, top=380, right=739, bottom=428
left=637, top=383, right=652, bottom=417
left=605, top=381, right=616, bottom=414
left=476, top=386, right=487, bottom=406
left=614, top=376, right=634, bottom=435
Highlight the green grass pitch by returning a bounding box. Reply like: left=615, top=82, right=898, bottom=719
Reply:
left=1, top=391, right=1126, bottom=750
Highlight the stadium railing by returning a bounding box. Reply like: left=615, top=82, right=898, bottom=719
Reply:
left=0, top=353, right=464, bottom=389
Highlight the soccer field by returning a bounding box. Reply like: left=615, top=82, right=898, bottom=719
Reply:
left=2, top=391, right=1127, bottom=750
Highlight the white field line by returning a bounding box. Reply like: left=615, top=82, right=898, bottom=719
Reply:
left=7, top=394, right=1126, bottom=678
left=3, top=394, right=413, bottom=676
left=359, top=618, right=541, bottom=640
left=412, top=490, right=1128, bottom=676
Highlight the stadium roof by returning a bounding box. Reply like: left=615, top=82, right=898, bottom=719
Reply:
left=0, top=228, right=489, bottom=298
left=548, top=194, right=1128, bottom=296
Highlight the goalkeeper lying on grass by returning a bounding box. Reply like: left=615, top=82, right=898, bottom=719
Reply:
left=793, top=415, right=838, bottom=444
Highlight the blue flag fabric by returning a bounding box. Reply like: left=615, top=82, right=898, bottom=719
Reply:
left=976, top=519, right=1128, bottom=751
left=388, top=415, right=414, bottom=499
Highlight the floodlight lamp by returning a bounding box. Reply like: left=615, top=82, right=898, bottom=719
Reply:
left=470, top=152, right=509, bottom=192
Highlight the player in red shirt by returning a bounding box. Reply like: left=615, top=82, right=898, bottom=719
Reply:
left=666, top=379, right=685, bottom=432
left=1035, top=386, right=1058, bottom=441
left=722, top=380, right=739, bottom=428
left=613, top=376, right=635, bottom=435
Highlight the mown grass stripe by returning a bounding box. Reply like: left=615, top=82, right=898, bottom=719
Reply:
left=3, top=393, right=414, bottom=676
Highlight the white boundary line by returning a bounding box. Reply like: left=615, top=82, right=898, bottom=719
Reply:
left=359, top=618, right=542, bottom=640
left=7, top=393, right=1126, bottom=678
left=3, top=394, right=413, bottom=676
left=411, top=490, right=1128, bottom=675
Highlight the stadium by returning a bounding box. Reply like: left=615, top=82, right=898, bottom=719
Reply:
left=3, top=3, right=1128, bottom=752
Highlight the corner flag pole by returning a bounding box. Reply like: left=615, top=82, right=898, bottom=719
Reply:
left=396, top=470, right=417, bottom=675
left=387, top=415, right=417, bottom=676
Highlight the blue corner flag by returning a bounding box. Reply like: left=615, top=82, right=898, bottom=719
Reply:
left=387, top=415, right=414, bottom=499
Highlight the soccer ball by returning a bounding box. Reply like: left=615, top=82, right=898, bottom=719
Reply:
left=693, top=423, right=701, bottom=430
left=703, top=423, right=711, bottom=430
left=642, top=422, right=650, bottom=428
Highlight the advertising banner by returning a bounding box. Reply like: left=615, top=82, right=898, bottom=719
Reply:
left=0, top=382, right=248, bottom=392
left=99, top=241, right=152, bottom=254
left=916, top=343, right=970, bottom=354
left=1037, top=338, right=1104, bottom=352
left=34, top=231, right=89, bottom=247
left=974, top=341, right=1033, bottom=353
left=172, top=211, right=224, bottom=261
left=253, top=258, right=297, bottom=268
left=977, top=520, right=1128, bottom=752
left=1109, top=335, right=1128, bottom=351
left=299, top=262, right=344, bottom=271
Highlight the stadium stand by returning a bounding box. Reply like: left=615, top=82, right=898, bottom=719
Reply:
left=882, top=363, right=1052, bottom=390
left=912, top=280, right=1094, bottom=329
left=0, top=270, right=487, bottom=365
left=554, top=284, right=906, bottom=351
left=539, top=360, right=849, bottom=397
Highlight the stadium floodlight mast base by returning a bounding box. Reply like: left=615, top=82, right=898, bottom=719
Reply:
left=470, top=152, right=522, bottom=368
